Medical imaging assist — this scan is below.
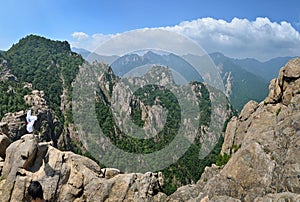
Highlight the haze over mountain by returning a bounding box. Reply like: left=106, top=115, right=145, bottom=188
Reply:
left=73, top=47, right=292, bottom=81
left=208, top=52, right=269, bottom=110
left=1, top=0, right=300, bottom=201
left=73, top=48, right=278, bottom=111
left=0, top=35, right=299, bottom=201
left=111, top=51, right=204, bottom=83
left=69, top=17, right=300, bottom=62
left=72, top=47, right=119, bottom=65
left=0, top=35, right=233, bottom=196
left=233, top=56, right=296, bottom=82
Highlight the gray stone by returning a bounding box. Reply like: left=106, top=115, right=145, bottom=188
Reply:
left=0, top=134, right=164, bottom=202
left=168, top=57, right=300, bottom=202
left=0, top=134, right=11, bottom=159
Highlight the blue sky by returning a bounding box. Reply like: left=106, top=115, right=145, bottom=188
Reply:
left=1, top=0, right=300, bottom=60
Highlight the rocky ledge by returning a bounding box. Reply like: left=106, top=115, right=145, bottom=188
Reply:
left=167, top=58, right=300, bottom=201
left=0, top=58, right=299, bottom=202
left=0, top=134, right=165, bottom=201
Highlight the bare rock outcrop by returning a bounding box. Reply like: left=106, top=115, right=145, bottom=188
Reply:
left=1, top=89, right=64, bottom=148
left=168, top=58, right=300, bottom=201
left=0, top=133, right=11, bottom=159
left=0, top=134, right=165, bottom=201
left=1, top=58, right=298, bottom=201
left=0, top=110, right=28, bottom=141
left=254, top=192, right=300, bottom=202
left=265, top=57, right=300, bottom=105
left=222, top=100, right=258, bottom=155
left=0, top=61, right=17, bottom=82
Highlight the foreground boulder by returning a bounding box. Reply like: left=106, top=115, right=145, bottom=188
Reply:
left=0, top=134, right=165, bottom=201
left=168, top=58, right=300, bottom=201
left=0, top=89, right=68, bottom=149
left=0, top=133, right=11, bottom=159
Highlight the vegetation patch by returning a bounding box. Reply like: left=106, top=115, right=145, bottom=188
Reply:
left=216, top=152, right=231, bottom=167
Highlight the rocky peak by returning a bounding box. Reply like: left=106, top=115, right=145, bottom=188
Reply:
left=0, top=134, right=165, bottom=201
left=1, top=89, right=63, bottom=146
left=0, top=61, right=17, bottom=82
left=24, top=90, right=47, bottom=107
left=0, top=56, right=298, bottom=201
left=265, top=58, right=300, bottom=105
left=168, top=57, right=300, bottom=201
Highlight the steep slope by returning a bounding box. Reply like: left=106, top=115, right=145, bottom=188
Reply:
left=233, top=56, right=295, bottom=82
left=0, top=35, right=84, bottom=151
left=110, top=51, right=269, bottom=111
left=0, top=34, right=233, bottom=197
left=112, top=51, right=295, bottom=111
left=0, top=62, right=232, bottom=200
left=75, top=49, right=282, bottom=111
left=168, top=57, right=300, bottom=201
left=209, top=52, right=269, bottom=111
left=110, top=51, right=204, bottom=82
left=0, top=63, right=29, bottom=119
left=5, top=35, right=84, bottom=120
left=72, top=62, right=233, bottom=194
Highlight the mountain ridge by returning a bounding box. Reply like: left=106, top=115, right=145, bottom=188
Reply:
left=0, top=54, right=298, bottom=201
left=0, top=35, right=233, bottom=196
left=73, top=48, right=291, bottom=111
left=73, top=47, right=294, bottom=82
left=168, top=57, right=300, bottom=201
left=232, top=55, right=296, bottom=82
left=108, top=50, right=269, bottom=111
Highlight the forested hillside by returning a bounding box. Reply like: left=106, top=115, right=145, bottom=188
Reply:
left=4, top=35, right=84, bottom=121
left=72, top=62, right=234, bottom=194
left=77, top=50, right=269, bottom=111
left=0, top=35, right=233, bottom=195
left=209, top=53, right=269, bottom=110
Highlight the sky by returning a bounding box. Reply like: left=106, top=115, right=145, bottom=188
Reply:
left=1, top=0, right=300, bottom=61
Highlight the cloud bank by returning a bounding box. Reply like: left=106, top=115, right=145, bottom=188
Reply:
left=71, top=32, right=89, bottom=41
left=70, top=17, right=300, bottom=61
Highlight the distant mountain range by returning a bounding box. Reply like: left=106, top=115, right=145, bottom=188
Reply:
left=209, top=52, right=269, bottom=110
left=111, top=51, right=204, bottom=83
left=72, top=47, right=118, bottom=64
left=1, top=36, right=234, bottom=197
left=73, top=47, right=293, bottom=81
left=232, top=56, right=295, bottom=82
left=73, top=48, right=293, bottom=110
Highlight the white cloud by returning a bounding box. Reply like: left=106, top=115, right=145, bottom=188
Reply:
left=71, top=32, right=89, bottom=41
left=70, top=17, right=300, bottom=61
left=70, top=32, right=116, bottom=52
left=163, top=17, right=300, bottom=61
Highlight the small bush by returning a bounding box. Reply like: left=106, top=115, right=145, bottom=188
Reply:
left=216, top=153, right=231, bottom=166
left=276, top=108, right=281, bottom=116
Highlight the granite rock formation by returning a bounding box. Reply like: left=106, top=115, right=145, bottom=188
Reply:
left=168, top=58, right=300, bottom=201
left=0, top=134, right=165, bottom=202
left=0, top=58, right=299, bottom=201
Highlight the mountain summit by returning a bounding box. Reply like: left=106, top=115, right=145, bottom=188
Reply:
left=0, top=35, right=299, bottom=201
left=168, top=57, right=300, bottom=201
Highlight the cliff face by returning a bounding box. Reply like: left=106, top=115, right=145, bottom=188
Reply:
left=0, top=134, right=165, bottom=202
left=0, top=88, right=67, bottom=148
left=0, top=57, right=298, bottom=201
left=168, top=58, right=300, bottom=201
